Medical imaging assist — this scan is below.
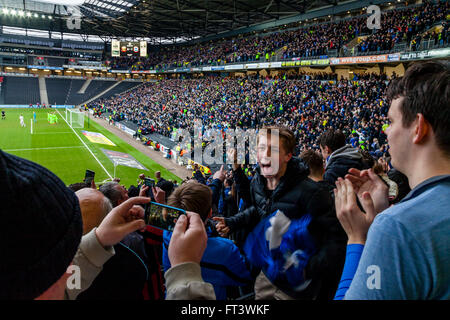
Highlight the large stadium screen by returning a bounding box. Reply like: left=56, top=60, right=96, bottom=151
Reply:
left=111, top=40, right=147, bottom=57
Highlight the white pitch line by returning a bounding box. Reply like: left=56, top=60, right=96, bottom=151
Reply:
left=56, top=109, right=113, bottom=179
left=32, top=131, right=73, bottom=135
left=4, top=146, right=84, bottom=152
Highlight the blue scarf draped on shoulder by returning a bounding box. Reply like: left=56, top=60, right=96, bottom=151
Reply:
left=243, top=210, right=317, bottom=293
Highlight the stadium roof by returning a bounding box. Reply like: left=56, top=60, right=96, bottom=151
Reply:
left=0, top=0, right=346, bottom=42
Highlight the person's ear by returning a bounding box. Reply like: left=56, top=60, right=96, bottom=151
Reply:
left=413, top=113, right=429, bottom=145
left=208, top=208, right=212, bottom=220
left=286, top=152, right=293, bottom=162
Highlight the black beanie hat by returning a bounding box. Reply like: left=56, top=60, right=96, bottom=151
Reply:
left=0, top=150, right=83, bottom=299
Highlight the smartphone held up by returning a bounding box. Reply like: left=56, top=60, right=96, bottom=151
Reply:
left=84, top=170, right=95, bottom=185
left=144, top=201, right=186, bottom=231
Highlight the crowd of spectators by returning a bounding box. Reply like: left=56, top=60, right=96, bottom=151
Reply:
left=1, top=60, right=448, bottom=302
left=358, top=0, right=448, bottom=53
left=90, top=72, right=392, bottom=162
left=410, top=20, right=449, bottom=51
left=106, top=1, right=448, bottom=71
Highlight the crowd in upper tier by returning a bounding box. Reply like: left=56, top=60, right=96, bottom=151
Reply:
left=107, top=0, right=449, bottom=71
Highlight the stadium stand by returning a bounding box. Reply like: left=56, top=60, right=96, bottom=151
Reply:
left=66, top=80, right=116, bottom=106
left=0, top=0, right=449, bottom=304
left=45, top=79, right=122, bottom=106
left=95, top=81, right=143, bottom=101
left=46, top=78, right=80, bottom=105
left=3, top=76, right=40, bottom=105
left=90, top=74, right=391, bottom=159
left=107, top=0, right=448, bottom=71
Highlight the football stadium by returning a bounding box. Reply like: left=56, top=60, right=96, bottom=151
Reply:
left=0, top=0, right=449, bottom=304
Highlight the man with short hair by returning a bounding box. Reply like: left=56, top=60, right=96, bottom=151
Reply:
left=214, top=126, right=346, bottom=300
left=155, top=171, right=165, bottom=184
left=99, top=181, right=129, bottom=207
left=300, top=149, right=325, bottom=183
left=75, top=188, right=159, bottom=300
left=319, top=129, right=367, bottom=184
left=75, top=188, right=113, bottom=235
left=300, top=149, right=335, bottom=198
left=334, top=61, right=450, bottom=300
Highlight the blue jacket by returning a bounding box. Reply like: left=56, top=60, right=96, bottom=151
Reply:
left=162, top=228, right=252, bottom=300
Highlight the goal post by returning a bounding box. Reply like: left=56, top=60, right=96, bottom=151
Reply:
left=30, top=119, right=33, bottom=134
left=66, top=108, right=85, bottom=128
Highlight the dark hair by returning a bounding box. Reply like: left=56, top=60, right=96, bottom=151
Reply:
left=361, top=150, right=375, bottom=168
left=318, top=129, right=346, bottom=152
left=99, top=181, right=123, bottom=207
left=68, top=182, right=90, bottom=192
left=157, top=180, right=175, bottom=200
left=300, top=149, right=324, bottom=175
left=127, top=185, right=140, bottom=198
left=387, top=61, right=450, bottom=157
left=258, top=126, right=296, bottom=154
left=167, top=181, right=212, bottom=221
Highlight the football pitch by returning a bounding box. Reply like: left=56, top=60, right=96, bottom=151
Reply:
left=0, top=108, right=181, bottom=187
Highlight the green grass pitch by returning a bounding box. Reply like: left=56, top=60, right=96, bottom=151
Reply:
left=0, top=108, right=181, bottom=187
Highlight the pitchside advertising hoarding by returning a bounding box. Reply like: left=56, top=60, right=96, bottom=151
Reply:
left=110, top=70, right=131, bottom=74
left=330, top=54, right=389, bottom=65
left=114, top=122, right=136, bottom=136
left=27, top=65, right=64, bottom=70
left=108, top=48, right=448, bottom=75
left=63, top=65, right=110, bottom=71
left=244, top=62, right=282, bottom=69
left=400, top=48, right=450, bottom=61
left=329, top=53, right=402, bottom=65
left=131, top=70, right=157, bottom=74
left=281, top=59, right=330, bottom=67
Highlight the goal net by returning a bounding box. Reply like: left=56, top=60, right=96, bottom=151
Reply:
left=66, top=108, right=85, bottom=128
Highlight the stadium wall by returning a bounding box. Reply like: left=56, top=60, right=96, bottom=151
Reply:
left=335, top=68, right=352, bottom=80
left=384, top=64, right=406, bottom=78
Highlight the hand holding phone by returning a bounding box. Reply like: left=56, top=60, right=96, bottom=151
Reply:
left=84, top=170, right=95, bottom=185
left=144, top=177, right=155, bottom=187
left=143, top=178, right=156, bottom=200
left=144, top=201, right=186, bottom=231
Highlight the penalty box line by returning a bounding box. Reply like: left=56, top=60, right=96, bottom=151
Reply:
left=56, top=109, right=113, bottom=180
